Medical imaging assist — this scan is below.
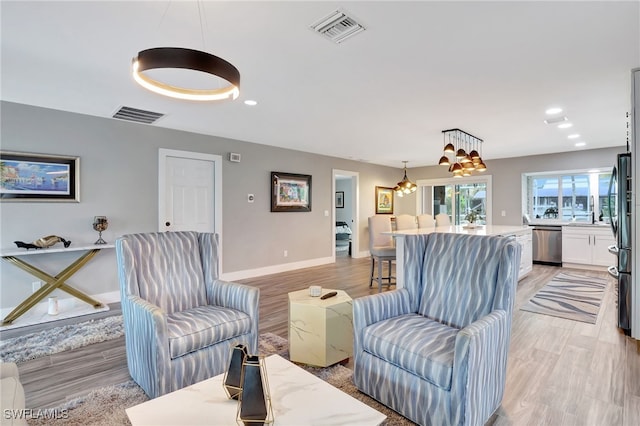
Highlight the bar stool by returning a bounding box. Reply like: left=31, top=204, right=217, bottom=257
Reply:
left=368, top=215, right=396, bottom=292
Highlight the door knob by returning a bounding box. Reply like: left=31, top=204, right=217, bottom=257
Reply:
left=165, top=221, right=171, bottom=227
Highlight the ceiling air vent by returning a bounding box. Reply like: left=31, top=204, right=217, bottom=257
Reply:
left=112, top=106, right=164, bottom=124
left=311, top=10, right=365, bottom=44
left=543, top=116, right=568, bottom=125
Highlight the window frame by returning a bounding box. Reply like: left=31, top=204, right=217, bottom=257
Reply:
left=522, top=168, right=613, bottom=223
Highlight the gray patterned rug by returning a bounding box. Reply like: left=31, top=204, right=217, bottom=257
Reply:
left=520, top=271, right=610, bottom=323
left=0, top=315, right=124, bottom=363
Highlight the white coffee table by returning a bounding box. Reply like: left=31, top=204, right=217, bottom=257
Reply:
left=126, top=354, right=386, bottom=425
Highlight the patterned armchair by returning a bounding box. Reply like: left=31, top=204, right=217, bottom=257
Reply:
left=353, top=233, right=520, bottom=426
left=116, top=231, right=259, bottom=399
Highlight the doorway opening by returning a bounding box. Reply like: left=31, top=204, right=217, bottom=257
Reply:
left=333, top=169, right=359, bottom=260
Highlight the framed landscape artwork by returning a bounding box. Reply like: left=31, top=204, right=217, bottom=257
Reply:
left=271, top=171, right=312, bottom=212
left=0, top=151, right=80, bottom=202
left=336, top=191, right=344, bottom=208
left=375, top=186, right=394, bottom=214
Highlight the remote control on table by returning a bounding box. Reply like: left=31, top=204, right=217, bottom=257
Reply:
left=320, top=291, right=338, bottom=300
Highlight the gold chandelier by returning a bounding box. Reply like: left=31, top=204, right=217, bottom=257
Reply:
left=438, top=128, right=487, bottom=178
left=393, top=161, right=417, bottom=197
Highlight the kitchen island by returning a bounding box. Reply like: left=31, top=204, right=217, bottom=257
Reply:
left=385, top=225, right=532, bottom=288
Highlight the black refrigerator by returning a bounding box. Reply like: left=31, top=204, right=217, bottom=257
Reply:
left=608, top=152, right=632, bottom=335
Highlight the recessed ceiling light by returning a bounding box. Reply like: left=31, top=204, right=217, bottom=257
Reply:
left=545, top=107, right=563, bottom=115
left=575, top=142, right=586, bottom=147
left=244, top=100, right=258, bottom=106
left=568, top=134, right=580, bottom=139
left=558, top=122, right=573, bottom=129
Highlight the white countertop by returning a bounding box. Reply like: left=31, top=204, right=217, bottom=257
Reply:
left=527, top=220, right=611, bottom=228
left=386, top=224, right=530, bottom=237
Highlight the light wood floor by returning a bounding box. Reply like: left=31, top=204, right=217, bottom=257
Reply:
left=4, top=257, right=639, bottom=425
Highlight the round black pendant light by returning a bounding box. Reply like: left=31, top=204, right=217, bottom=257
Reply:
left=132, top=47, right=240, bottom=101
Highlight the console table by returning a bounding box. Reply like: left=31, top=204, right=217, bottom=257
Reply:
left=0, top=243, right=114, bottom=326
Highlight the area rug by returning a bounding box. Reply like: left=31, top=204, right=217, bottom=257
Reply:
left=0, top=315, right=124, bottom=363
left=520, top=271, right=610, bottom=323
left=27, top=332, right=414, bottom=426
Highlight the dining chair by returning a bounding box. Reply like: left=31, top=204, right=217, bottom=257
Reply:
left=435, top=213, right=452, bottom=226
left=417, top=214, right=435, bottom=229
left=395, top=214, right=417, bottom=231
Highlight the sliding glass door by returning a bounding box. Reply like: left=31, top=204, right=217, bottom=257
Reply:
left=419, top=177, right=491, bottom=225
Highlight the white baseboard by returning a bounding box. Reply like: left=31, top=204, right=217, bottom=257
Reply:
left=221, top=256, right=335, bottom=282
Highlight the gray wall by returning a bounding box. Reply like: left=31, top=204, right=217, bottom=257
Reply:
left=400, top=146, right=625, bottom=224
left=0, top=101, right=625, bottom=310
left=0, top=101, right=400, bottom=309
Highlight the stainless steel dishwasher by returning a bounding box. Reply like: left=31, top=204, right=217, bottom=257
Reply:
left=531, top=225, right=562, bottom=265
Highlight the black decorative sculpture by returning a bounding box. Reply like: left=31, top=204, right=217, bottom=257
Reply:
left=238, top=355, right=273, bottom=426
left=14, top=235, right=71, bottom=250
left=224, top=344, right=248, bottom=400
left=14, top=241, right=40, bottom=250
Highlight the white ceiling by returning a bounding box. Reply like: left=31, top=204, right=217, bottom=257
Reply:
left=2, top=1, right=639, bottom=168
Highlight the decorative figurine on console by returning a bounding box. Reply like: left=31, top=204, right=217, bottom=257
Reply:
left=93, top=216, right=108, bottom=244
left=14, top=235, right=72, bottom=250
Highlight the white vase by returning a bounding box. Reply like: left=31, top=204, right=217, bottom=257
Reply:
left=48, top=296, right=59, bottom=316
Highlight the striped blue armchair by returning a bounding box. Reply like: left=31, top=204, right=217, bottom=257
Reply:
left=116, top=231, right=259, bottom=399
left=353, top=233, right=520, bottom=426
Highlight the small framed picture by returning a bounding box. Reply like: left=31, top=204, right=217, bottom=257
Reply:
left=271, top=171, right=312, bottom=212
left=375, top=186, right=394, bottom=214
left=0, top=151, right=80, bottom=202
left=336, top=191, right=344, bottom=208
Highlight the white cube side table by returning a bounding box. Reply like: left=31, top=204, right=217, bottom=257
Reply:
left=288, top=289, right=353, bottom=367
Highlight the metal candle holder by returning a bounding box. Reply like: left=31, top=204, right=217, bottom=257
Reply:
left=92, top=216, right=108, bottom=244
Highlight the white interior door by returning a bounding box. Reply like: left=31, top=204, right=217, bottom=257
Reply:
left=158, top=149, right=222, bottom=235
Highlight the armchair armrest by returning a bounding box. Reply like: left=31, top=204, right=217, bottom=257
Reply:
left=353, top=289, right=412, bottom=330
left=208, top=280, right=259, bottom=314
left=121, top=294, right=170, bottom=399
left=208, top=279, right=260, bottom=352
left=353, top=289, right=411, bottom=355
left=0, top=362, right=20, bottom=380
left=451, top=310, right=510, bottom=426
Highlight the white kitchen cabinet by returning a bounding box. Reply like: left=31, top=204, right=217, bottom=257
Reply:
left=562, top=226, right=616, bottom=268
left=515, top=230, right=533, bottom=279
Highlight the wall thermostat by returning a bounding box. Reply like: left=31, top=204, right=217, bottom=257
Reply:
left=229, top=152, right=241, bottom=163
